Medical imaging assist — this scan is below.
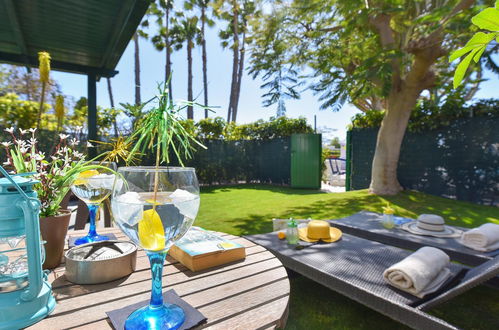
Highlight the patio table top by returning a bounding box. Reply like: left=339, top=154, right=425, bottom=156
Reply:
left=28, top=227, right=290, bottom=330
left=330, top=211, right=498, bottom=266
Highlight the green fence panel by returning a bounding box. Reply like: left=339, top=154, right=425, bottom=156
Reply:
left=0, top=126, right=292, bottom=185
left=345, top=130, right=352, bottom=191
left=141, top=138, right=292, bottom=185
left=349, top=117, right=499, bottom=205
left=291, top=134, right=322, bottom=189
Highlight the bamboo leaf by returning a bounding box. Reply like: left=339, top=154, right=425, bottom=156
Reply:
left=473, top=46, right=486, bottom=63
left=453, top=48, right=479, bottom=88
left=471, top=8, right=499, bottom=32
left=450, top=32, right=496, bottom=63
left=449, top=46, right=474, bottom=62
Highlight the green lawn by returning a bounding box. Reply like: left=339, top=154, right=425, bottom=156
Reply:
left=196, top=185, right=499, bottom=330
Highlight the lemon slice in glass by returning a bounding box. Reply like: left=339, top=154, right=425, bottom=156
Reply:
left=74, top=169, right=99, bottom=185
left=138, top=209, right=166, bottom=251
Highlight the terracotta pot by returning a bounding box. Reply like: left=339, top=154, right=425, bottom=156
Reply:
left=39, top=209, right=71, bottom=269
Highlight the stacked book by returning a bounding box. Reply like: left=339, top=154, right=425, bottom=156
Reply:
left=169, top=227, right=246, bottom=272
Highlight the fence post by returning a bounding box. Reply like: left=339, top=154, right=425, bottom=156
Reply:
left=345, top=130, right=351, bottom=191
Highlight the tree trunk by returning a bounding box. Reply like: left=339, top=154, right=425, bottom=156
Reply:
left=165, top=7, right=173, bottom=101
left=232, top=29, right=246, bottom=123
left=201, top=6, right=209, bottom=118
left=369, top=87, right=422, bottom=195
left=227, top=1, right=239, bottom=122
left=187, top=41, right=194, bottom=119
left=134, top=33, right=141, bottom=106
left=106, top=78, right=119, bottom=136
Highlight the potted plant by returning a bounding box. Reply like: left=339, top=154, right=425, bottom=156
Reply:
left=1, top=128, right=103, bottom=268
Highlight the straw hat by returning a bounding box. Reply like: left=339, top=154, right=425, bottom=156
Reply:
left=298, top=220, right=342, bottom=243
left=400, top=214, right=462, bottom=238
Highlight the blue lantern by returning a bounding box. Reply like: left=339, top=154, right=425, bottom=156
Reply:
left=0, top=166, right=55, bottom=329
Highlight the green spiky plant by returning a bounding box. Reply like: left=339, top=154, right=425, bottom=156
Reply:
left=125, top=81, right=209, bottom=203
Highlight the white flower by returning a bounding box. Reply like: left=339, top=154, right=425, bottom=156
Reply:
left=87, top=141, right=94, bottom=147
left=3, top=161, right=10, bottom=166
left=16, top=140, right=26, bottom=147
left=34, top=152, right=45, bottom=161
left=18, top=128, right=27, bottom=135
left=1, top=142, right=12, bottom=148
left=59, top=134, right=69, bottom=140
left=4, top=127, right=14, bottom=134
left=69, top=138, right=79, bottom=146
left=28, top=138, right=37, bottom=146
left=73, top=151, right=84, bottom=159
left=29, top=128, right=37, bottom=134
left=19, top=147, right=28, bottom=154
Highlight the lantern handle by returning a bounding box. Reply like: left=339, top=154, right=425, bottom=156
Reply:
left=0, top=166, right=34, bottom=201
left=0, top=166, right=43, bottom=301
left=18, top=198, right=43, bottom=302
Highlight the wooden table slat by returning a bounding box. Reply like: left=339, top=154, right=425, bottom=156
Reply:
left=30, top=228, right=289, bottom=329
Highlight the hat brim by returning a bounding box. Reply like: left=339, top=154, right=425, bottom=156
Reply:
left=298, top=227, right=342, bottom=243
left=400, top=222, right=462, bottom=238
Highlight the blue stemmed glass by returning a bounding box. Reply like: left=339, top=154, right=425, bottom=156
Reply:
left=71, top=162, right=117, bottom=245
left=111, top=167, right=200, bottom=330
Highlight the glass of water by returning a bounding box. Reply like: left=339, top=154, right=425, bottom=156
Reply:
left=71, top=162, right=117, bottom=245
left=111, top=166, right=200, bottom=330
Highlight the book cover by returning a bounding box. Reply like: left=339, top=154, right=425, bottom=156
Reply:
left=169, top=227, right=246, bottom=272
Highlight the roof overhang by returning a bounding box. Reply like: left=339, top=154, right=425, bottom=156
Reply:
left=0, top=0, right=151, bottom=78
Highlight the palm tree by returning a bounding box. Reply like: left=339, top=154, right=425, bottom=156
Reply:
left=214, top=0, right=258, bottom=122
left=146, top=1, right=176, bottom=101
left=232, top=1, right=257, bottom=122
left=106, top=78, right=119, bottom=136
left=186, top=0, right=214, bottom=118
left=172, top=15, right=200, bottom=119
left=227, top=0, right=239, bottom=122
left=133, top=32, right=141, bottom=105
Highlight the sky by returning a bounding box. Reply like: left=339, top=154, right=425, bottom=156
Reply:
left=51, top=18, right=499, bottom=142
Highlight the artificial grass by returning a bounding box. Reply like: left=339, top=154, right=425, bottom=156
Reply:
left=196, top=185, right=499, bottom=330
left=197, top=185, right=498, bottom=236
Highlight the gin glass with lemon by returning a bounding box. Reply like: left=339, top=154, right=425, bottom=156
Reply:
left=71, top=163, right=117, bottom=245
left=111, top=167, right=199, bottom=330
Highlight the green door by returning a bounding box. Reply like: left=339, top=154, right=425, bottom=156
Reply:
left=291, top=134, right=322, bottom=189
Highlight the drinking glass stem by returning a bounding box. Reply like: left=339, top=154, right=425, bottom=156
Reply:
left=87, top=203, right=99, bottom=237
left=148, top=251, right=166, bottom=309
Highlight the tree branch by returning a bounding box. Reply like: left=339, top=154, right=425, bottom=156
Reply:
left=405, top=0, right=475, bottom=90
left=353, top=99, right=371, bottom=112
left=369, top=13, right=402, bottom=89
left=440, top=0, right=475, bottom=26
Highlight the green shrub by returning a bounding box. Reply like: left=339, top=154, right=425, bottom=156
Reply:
left=192, top=116, right=313, bottom=140
left=349, top=99, right=499, bottom=132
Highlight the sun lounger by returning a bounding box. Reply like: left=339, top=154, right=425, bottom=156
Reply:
left=331, top=211, right=498, bottom=266
left=245, top=232, right=499, bottom=329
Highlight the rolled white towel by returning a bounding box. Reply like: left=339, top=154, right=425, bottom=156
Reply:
left=461, top=223, right=499, bottom=252
left=383, top=247, right=452, bottom=298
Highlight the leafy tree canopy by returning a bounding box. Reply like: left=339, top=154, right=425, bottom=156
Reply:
left=249, top=0, right=494, bottom=113
left=0, top=93, right=55, bottom=130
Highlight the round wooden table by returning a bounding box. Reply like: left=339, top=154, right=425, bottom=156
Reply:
left=29, top=227, right=290, bottom=329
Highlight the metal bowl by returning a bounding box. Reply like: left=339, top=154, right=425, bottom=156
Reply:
left=64, top=240, right=137, bottom=284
